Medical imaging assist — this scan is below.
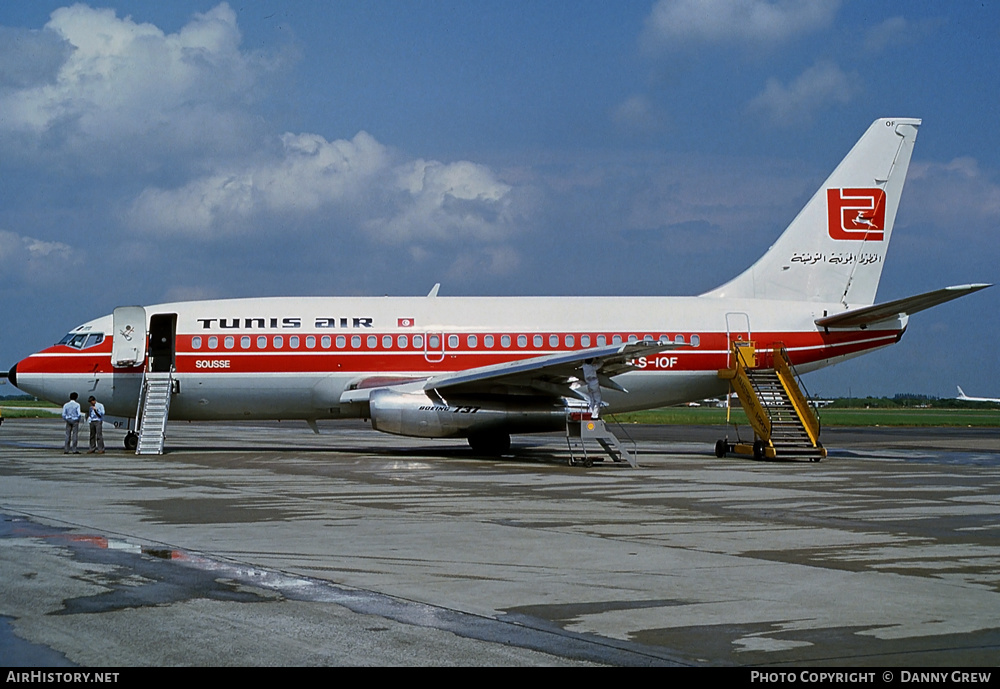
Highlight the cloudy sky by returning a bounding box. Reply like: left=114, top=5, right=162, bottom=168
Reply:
left=1, top=1, right=997, bottom=398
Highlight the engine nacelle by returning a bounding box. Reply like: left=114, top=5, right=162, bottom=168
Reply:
left=369, top=389, right=566, bottom=438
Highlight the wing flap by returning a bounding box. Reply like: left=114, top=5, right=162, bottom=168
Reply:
left=815, top=284, right=991, bottom=329
left=338, top=341, right=681, bottom=404
left=423, top=341, right=680, bottom=395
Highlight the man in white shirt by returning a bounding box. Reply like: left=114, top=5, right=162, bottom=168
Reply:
left=62, top=392, right=81, bottom=454
left=87, top=395, right=105, bottom=454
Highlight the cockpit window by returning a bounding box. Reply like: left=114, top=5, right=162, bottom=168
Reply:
left=58, top=332, right=105, bottom=350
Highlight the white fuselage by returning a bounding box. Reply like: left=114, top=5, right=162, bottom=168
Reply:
left=14, top=294, right=902, bottom=423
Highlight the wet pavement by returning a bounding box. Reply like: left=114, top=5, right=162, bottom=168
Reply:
left=1, top=418, right=998, bottom=666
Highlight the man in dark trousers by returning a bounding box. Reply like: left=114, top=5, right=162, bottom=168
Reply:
left=87, top=395, right=105, bottom=454
left=62, top=392, right=81, bottom=454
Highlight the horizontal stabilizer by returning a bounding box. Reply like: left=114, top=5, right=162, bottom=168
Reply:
left=815, top=284, right=991, bottom=329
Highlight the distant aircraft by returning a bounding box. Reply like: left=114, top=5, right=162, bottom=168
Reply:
left=956, top=387, right=1000, bottom=404
left=3, top=118, right=991, bottom=453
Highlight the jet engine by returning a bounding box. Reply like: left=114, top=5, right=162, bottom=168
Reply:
left=368, top=388, right=566, bottom=452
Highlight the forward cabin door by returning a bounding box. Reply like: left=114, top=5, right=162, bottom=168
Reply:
left=148, top=313, right=178, bottom=373
left=112, top=306, right=147, bottom=368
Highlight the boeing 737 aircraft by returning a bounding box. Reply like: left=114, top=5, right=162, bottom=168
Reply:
left=3, top=118, right=991, bottom=454
left=956, top=387, right=1000, bottom=404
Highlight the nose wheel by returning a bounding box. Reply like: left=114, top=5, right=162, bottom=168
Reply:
left=124, top=431, right=138, bottom=452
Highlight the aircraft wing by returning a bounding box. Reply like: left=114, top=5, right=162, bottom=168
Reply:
left=340, top=341, right=680, bottom=404
left=815, top=284, right=991, bottom=329
left=425, top=341, right=680, bottom=398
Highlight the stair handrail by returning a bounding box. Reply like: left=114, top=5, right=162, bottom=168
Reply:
left=773, top=345, right=822, bottom=447
left=134, top=371, right=148, bottom=434
left=606, top=413, right=638, bottom=464
left=729, top=341, right=773, bottom=443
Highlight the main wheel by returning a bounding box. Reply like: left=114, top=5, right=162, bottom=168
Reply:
left=124, top=431, right=138, bottom=451
left=715, top=439, right=728, bottom=458
left=752, top=439, right=766, bottom=461
left=468, top=431, right=511, bottom=456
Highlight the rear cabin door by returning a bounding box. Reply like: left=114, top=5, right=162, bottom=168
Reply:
left=148, top=313, right=178, bottom=373
left=725, top=312, right=752, bottom=368
left=112, top=306, right=147, bottom=368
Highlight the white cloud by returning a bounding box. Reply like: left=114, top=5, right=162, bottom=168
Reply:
left=0, top=3, right=279, bottom=163
left=747, top=61, right=859, bottom=126
left=612, top=95, right=665, bottom=135
left=375, top=158, right=514, bottom=243
left=643, top=0, right=839, bottom=50
left=445, top=246, right=521, bottom=280
left=0, top=5, right=526, bottom=279
left=905, top=157, right=1000, bottom=234
left=127, top=131, right=392, bottom=235
left=0, top=230, right=81, bottom=286
left=128, top=130, right=520, bottom=247
left=862, top=16, right=942, bottom=54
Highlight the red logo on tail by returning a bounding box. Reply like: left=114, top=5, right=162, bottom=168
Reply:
left=827, top=188, right=886, bottom=241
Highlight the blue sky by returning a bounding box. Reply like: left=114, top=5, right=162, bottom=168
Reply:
left=1, top=1, right=997, bottom=398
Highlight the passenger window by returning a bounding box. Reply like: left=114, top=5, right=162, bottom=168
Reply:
left=257, top=336, right=267, bottom=349
left=208, top=336, right=218, bottom=350
left=224, top=336, right=235, bottom=349
left=192, top=337, right=202, bottom=350
left=484, top=335, right=494, bottom=348
left=397, top=335, right=408, bottom=348
left=597, top=335, right=606, bottom=346
left=612, top=335, right=622, bottom=344
left=273, top=336, right=283, bottom=349
left=580, top=335, right=590, bottom=347
left=429, top=334, right=440, bottom=348
left=413, top=335, right=423, bottom=348
left=241, top=336, right=251, bottom=349
left=501, top=335, right=511, bottom=348
left=336, top=335, right=345, bottom=348
left=321, top=335, right=331, bottom=348
left=351, top=335, right=361, bottom=349
left=517, top=335, right=527, bottom=347
left=550, top=334, right=559, bottom=348
left=448, top=334, right=459, bottom=348
left=306, top=336, right=316, bottom=349
left=467, top=335, right=477, bottom=348
left=659, top=335, right=670, bottom=344
left=533, top=334, right=542, bottom=347
left=367, top=335, right=377, bottom=348
left=383, top=335, right=393, bottom=348
left=691, top=334, right=700, bottom=347
left=628, top=335, right=638, bottom=343
left=674, top=334, right=685, bottom=344
left=289, top=336, right=299, bottom=349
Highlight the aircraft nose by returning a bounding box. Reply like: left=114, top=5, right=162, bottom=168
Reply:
left=6, top=363, right=16, bottom=388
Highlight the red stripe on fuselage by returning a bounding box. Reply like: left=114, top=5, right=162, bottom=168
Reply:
left=17, top=329, right=901, bottom=377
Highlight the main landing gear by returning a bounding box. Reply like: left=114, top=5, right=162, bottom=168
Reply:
left=124, top=431, right=138, bottom=452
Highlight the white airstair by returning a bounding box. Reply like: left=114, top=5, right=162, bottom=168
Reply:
left=566, top=412, right=638, bottom=467
left=135, top=370, right=173, bottom=455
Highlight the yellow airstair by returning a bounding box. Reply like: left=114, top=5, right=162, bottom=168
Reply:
left=717, top=342, right=826, bottom=461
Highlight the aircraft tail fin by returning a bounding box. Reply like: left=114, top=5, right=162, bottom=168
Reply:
left=702, top=118, right=921, bottom=306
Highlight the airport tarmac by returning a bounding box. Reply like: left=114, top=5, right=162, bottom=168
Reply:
left=1, top=418, right=999, bottom=666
